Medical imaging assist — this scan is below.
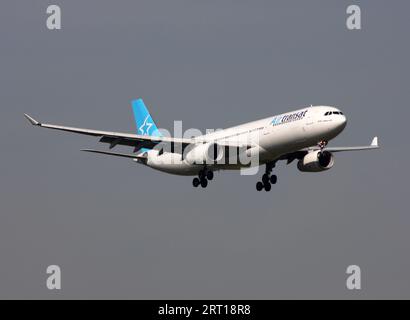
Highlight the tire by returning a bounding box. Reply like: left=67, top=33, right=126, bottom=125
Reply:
left=206, top=171, right=214, bottom=180
left=262, top=174, right=269, bottom=184
left=192, top=177, right=200, bottom=187
left=256, top=181, right=263, bottom=191
left=270, top=174, right=277, bottom=184
left=200, top=179, right=208, bottom=188
left=264, top=183, right=271, bottom=192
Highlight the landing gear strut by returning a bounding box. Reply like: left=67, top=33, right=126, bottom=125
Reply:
left=318, top=140, right=328, bottom=153
left=256, top=162, right=277, bottom=192
left=192, top=168, right=214, bottom=188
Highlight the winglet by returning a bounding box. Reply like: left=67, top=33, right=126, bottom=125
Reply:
left=371, top=136, right=379, bottom=147
left=24, top=114, right=40, bottom=126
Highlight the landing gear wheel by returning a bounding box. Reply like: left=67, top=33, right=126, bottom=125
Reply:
left=262, top=174, right=270, bottom=184
left=206, top=171, right=214, bottom=180
left=257, top=162, right=277, bottom=191
left=192, top=177, right=200, bottom=187
left=200, top=179, right=208, bottom=188
left=270, top=174, right=277, bottom=184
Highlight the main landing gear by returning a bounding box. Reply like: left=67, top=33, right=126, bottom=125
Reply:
left=193, top=168, right=214, bottom=188
left=256, top=162, right=277, bottom=192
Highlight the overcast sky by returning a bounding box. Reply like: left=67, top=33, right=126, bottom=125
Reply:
left=0, top=0, right=409, bottom=299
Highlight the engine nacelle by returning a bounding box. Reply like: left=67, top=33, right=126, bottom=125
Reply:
left=185, top=142, right=224, bottom=165
left=297, top=150, right=335, bottom=172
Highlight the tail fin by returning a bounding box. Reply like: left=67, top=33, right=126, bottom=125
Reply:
left=131, top=99, right=162, bottom=137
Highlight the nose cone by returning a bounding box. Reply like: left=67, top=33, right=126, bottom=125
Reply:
left=334, top=115, right=347, bottom=133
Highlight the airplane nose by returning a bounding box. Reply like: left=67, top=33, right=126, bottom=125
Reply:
left=342, top=115, right=347, bottom=126
left=337, top=115, right=347, bottom=131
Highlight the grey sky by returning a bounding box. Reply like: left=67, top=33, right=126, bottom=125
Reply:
left=0, top=0, right=409, bottom=299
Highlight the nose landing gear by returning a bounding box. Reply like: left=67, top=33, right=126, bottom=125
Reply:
left=256, top=162, right=277, bottom=192
left=318, top=140, right=328, bottom=153
left=192, top=168, right=214, bottom=188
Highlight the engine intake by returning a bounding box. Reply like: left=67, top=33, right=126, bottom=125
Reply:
left=297, top=150, right=334, bottom=172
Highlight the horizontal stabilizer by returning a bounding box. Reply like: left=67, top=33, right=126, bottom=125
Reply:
left=81, top=149, right=147, bottom=160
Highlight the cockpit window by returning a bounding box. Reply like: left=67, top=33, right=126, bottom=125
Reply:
left=325, top=111, right=343, bottom=116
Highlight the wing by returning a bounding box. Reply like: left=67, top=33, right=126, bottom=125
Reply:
left=24, top=114, right=254, bottom=152
left=280, top=136, right=380, bottom=164
left=322, top=136, right=379, bottom=152
left=24, top=113, right=193, bottom=152
left=303, top=136, right=381, bottom=153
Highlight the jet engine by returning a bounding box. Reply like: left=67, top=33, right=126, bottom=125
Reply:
left=297, top=150, right=335, bottom=172
left=185, top=142, right=224, bottom=164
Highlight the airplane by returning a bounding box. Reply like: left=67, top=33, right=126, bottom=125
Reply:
left=24, top=99, right=379, bottom=192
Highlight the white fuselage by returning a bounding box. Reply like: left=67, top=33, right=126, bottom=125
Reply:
left=141, top=106, right=347, bottom=175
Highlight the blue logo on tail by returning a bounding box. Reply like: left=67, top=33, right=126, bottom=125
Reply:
left=138, top=115, right=153, bottom=135
left=131, top=99, right=162, bottom=137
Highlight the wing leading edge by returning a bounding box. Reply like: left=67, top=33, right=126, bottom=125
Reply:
left=24, top=113, right=192, bottom=152
left=295, top=136, right=380, bottom=153
left=322, top=136, right=379, bottom=152
left=279, top=136, right=380, bottom=164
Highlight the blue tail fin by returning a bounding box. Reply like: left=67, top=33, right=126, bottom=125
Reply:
left=131, top=99, right=162, bottom=137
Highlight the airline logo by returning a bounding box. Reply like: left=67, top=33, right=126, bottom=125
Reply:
left=270, top=110, right=308, bottom=126
left=139, top=115, right=153, bottom=135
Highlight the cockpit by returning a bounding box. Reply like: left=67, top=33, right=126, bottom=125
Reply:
left=324, top=111, right=344, bottom=116
left=318, top=107, right=347, bottom=134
